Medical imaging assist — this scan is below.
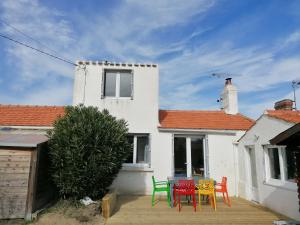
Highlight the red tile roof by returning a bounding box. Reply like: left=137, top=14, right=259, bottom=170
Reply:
left=0, top=105, right=65, bottom=127
left=266, top=110, right=300, bottom=123
left=159, top=110, right=254, bottom=130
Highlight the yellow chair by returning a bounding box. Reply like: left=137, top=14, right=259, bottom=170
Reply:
left=197, top=179, right=216, bottom=211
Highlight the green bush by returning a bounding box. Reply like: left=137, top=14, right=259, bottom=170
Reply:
left=47, top=105, right=131, bottom=199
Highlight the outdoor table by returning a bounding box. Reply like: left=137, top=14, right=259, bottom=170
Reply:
left=167, top=176, right=208, bottom=208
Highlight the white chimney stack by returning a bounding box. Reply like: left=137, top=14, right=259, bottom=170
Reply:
left=221, top=78, right=238, bottom=115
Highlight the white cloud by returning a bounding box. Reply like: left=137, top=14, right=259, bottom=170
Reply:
left=283, top=31, right=300, bottom=46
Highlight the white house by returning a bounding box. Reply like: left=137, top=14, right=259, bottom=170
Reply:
left=238, top=99, right=300, bottom=220
left=72, top=61, right=254, bottom=196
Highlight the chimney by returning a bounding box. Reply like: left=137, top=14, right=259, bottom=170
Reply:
left=274, top=99, right=293, bottom=110
left=221, top=78, right=238, bottom=115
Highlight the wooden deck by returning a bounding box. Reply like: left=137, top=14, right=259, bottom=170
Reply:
left=106, top=195, right=288, bottom=225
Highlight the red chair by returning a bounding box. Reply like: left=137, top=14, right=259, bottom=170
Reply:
left=173, top=180, right=196, bottom=212
left=215, top=177, right=231, bottom=207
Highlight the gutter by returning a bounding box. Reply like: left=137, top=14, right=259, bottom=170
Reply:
left=158, top=127, right=239, bottom=135
left=0, top=126, right=53, bottom=130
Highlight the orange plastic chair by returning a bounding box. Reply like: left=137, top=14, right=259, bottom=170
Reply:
left=215, top=176, right=231, bottom=207
left=197, top=179, right=216, bottom=211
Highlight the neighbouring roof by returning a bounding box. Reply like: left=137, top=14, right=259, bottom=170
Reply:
left=0, top=134, right=48, bottom=147
left=0, top=105, right=65, bottom=127
left=265, top=110, right=300, bottom=124
left=159, top=110, right=254, bottom=130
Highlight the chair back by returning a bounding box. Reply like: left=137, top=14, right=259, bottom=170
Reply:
left=152, top=176, right=156, bottom=187
left=221, top=176, right=228, bottom=190
left=198, top=179, right=215, bottom=194
left=177, top=179, right=195, bottom=190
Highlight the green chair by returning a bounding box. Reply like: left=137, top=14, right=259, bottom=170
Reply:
left=151, top=176, right=171, bottom=207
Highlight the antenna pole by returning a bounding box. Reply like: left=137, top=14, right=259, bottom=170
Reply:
left=294, top=84, right=297, bottom=110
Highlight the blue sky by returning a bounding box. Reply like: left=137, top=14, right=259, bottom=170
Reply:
left=0, top=0, right=300, bottom=119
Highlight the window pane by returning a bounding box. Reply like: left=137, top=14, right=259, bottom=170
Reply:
left=119, top=72, right=132, bottom=97
left=104, top=72, right=116, bottom=97
left=191, top=138, right=204, bottom=178
left=174, top=137, right=186, bottom=176
left=268, top=148, right=281, bottom=179
left=286, top=149, right=296, bottom=182
left=136, top=136, right=148, bottom=163
left=125, top=136, right=134, bottom=163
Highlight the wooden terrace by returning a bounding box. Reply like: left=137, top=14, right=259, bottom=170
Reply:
left=106, top=195, right=288, bottom=225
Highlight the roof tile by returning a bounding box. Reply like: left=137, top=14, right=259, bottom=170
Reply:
left=0, top=105, right=65, bottom=127
left=159, top=110, right=254, bottom=130
left=266, top=110, right=300, bottom=123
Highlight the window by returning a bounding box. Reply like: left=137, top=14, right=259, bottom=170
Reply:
left=267, top=148, right=281, bottom=179
left=265, top=146, right=296, bottom=183
left=103, top=70, right=132, bottom=98
left=125, top=134, right=150, bottom=165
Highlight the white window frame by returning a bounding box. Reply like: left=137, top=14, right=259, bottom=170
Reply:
left=123, top=134, right=150, bottom=168
left=103, top=70, right=133, bottom=99
left=264, top=145, right=296, bottom=189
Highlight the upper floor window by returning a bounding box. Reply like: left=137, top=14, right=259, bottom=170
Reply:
left=103, top=70, right=133, bottom=98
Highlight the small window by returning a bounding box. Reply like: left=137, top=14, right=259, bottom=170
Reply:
left=103, top=70, right=132, bottom=98
left=268, top=148, right=281, bottom=179
left=124, top=134, right=150, bottom=165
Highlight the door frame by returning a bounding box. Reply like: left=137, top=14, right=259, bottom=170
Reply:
left=245, top=145, right=259, bottom=202
left=173, top=134, right=206, bottom=177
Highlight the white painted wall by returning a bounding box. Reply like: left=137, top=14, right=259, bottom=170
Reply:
left=73, top=63, right=159, bottom=133
left=207, top=131, right=245, bottom=196
left=238, top=115, right=299, bottom=220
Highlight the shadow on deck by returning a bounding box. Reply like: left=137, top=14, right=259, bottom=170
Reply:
left=106, top=195, right=288, bottom=225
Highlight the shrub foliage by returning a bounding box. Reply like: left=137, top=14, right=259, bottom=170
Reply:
left=48, top=105, right=131, bottom=199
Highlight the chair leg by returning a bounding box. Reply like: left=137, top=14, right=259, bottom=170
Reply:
left=178, top=194, right=181, bottom=212
left=213, top=194, right=217, bottom=211
left=225, top=191, right=231, bottom=207
left=152, top=190, right=155, bottom=207
left=173, top=190, right=176, bottom=207
left=198, top=193, right=201, bottom=210
left=167, top=190, right=171, bottom=207
left=222, top=192, right=226, bottom=204
left=209, top=195, right=214, bottom=209
left=192, top=194, right=196, bottom=212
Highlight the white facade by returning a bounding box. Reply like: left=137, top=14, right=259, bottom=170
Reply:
left=72, top=62, right=247, bottom=197
left=238, top=115, right=299, bottom=220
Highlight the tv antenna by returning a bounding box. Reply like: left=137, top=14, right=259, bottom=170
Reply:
left=292, top=80, right=300, bottom=110
left=211, top=72, right=241, bottom=78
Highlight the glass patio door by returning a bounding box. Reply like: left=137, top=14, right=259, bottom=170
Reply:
left=174, top=136, right=205, bottom=177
